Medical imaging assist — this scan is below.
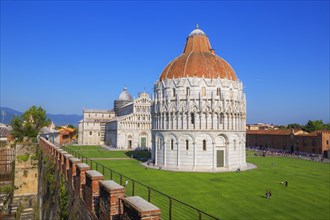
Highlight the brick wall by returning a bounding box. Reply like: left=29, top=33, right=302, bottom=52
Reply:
left=38, top=137, right=161, bottom=220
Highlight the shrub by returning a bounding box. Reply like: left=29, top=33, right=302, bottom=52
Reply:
left=17, top=154, right=29, bottom=162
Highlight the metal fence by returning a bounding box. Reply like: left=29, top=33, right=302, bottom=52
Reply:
left=62, top=146, right=220, bottom=220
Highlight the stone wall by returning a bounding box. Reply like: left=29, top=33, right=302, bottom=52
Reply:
left=38, top=137, right=161, bottom=220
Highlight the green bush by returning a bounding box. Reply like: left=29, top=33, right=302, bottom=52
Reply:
left=17, top=154, right=29, bottom=162
left=0, top=185, right=13, bottom=194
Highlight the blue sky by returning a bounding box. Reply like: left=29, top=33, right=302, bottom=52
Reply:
left=1, top=1, right=329, bottom=125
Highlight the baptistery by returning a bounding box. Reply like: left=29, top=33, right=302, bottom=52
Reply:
left=151, top=26, right=247, bottom=171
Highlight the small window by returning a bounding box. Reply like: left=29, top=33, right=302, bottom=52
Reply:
left=173, top=88, right=176, bottom=97
left=171, top=139, right=174, bottom=150
left=326, top=140, right=329, bottom=145
left=217, top=88, right=221, bottom=96
left=89, top=131, right=92, bottom=135
left=186, top=87, right=190, bottom=96
left=203, top=140, right=206, bottom=151
left=98, top=133, right=100, bottom=136
left=202, top=87, right=206, bottom=96
left=186, top=140, right=189, bottom=150
left=191, top=113, right=195, bottom=125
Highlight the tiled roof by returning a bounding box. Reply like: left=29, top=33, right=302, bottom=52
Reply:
left=0, top=126, right=11, bottom=137
left=247, top=129, right=304, bottom=135
left=159, top=27, right=237, bottom=81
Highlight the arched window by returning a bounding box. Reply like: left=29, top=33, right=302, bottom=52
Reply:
left=186, top=140, right=189, bottom=150
left=171, top=139, right=174, bottom=150
left=203, top=140, right=206, bottom=151
left=186, top=87, right=190, bottom=96
left=217, top=88, right=221, bottom=96
left=234, top=140, right=237, bottom=151
left=190, top=113, right=195, bottom=125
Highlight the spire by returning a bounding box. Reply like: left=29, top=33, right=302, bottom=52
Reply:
left=196, top=24, right=199, bottom=29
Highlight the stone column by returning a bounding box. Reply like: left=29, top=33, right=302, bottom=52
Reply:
left=85, top=170, right=104, bottom=217
left=163, top=142, right=167, bottom=167
left=68, top=157, right=81, bottom=189
left=99, top=180, right=126, bottom=220
left=212, top=142, right=216, bottom=170
left=122, top=196, right=161, bottom=220
left=225, top=114, right=228, bottom=130
left=176, top=142, right=180, bottom=168
left=193, top=142, right=196, bottom=169
left=155, top=139, right=158, bottom=166
left=76, top=163, right=90, bottom=199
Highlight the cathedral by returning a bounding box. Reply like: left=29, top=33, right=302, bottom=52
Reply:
left=151, top=26, right=247, bottom=171
left=78, top=87, right=152, bottom=149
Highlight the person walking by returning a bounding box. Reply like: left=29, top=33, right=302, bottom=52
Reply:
left=266, top=190, right=270, bottom=199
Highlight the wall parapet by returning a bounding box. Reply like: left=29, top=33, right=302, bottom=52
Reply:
left=38, top=137, right=161, bottom=220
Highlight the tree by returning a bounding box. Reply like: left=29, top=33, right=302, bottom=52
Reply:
left=67, top=124, right=75, bottom=129
left=287, top=123, right=303, bottom=130
left=303, top=120, right=329, bottom=132
left=10, top=116, right=24, bottom=141
left=10, top=106, right=51, bottom=140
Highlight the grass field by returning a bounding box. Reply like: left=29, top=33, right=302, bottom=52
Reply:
left=66, top=146, right=330, bottom=220
left=67, top=145, right=129, bottom=158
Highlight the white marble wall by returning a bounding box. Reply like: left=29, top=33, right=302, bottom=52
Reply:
left=152, top=77, right=247, bottom=170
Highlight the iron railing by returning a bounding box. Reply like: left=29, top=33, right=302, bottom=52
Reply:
left=62, top=146, right=220, bottom=220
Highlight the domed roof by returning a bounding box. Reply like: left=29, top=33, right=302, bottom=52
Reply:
left=160, top=27, right=237, bottom=81
left=118, top=87, right=133, bottom=101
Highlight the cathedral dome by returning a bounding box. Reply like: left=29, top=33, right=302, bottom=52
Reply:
left=117, top=87, right=133, bottom=101
left=160, top=27, right=237, bottom=81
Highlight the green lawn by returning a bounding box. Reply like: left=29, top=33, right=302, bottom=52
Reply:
left=66, top=145, right=129, bottom=158
left=65, top=146, right=330, bottom=220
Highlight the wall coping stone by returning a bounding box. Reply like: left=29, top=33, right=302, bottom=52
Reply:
left=61, top=151, right=68, bottom=154
left=100, top=180, right=125, bottom=192
left=76, top=163, right=90, bottom=170
left=124, top=196, right=160, bottom=212
left=69, top=158, right=81, bottom=163
left=63, top=154, right=73, bottom=159
left=86, top=170, right=103, bottom=180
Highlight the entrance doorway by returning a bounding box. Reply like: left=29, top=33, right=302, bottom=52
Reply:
left=140, top=137, right=146, bottom=148
left=217, top=150, right=224, bottom=167
left=128, top=140, right=132, bottom=148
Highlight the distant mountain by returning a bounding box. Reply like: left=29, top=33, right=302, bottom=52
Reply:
left=0, top=107, right=82, bottom=126
left=0, top=107, right=23, bottom=124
